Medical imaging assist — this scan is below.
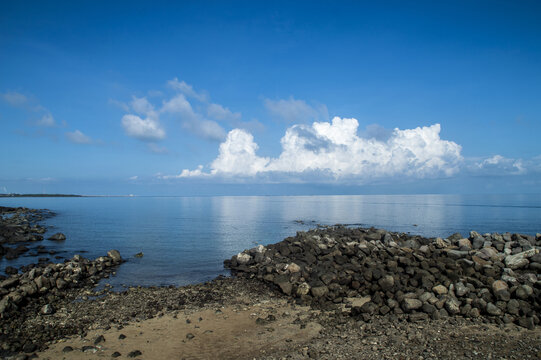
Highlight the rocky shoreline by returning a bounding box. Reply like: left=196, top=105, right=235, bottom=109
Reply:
left=226, top=226, right=541, bottom=330
left=0, top=206, right=540, bottom=359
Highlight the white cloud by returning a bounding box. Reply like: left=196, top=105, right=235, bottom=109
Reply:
left=207, top=103, right=241, bottom=122
left=182, top=118, right=226, bottom=141
left=36, top=113, right=56, bottom=127
left=66, top=130, right=92, bottom=144
left=129, top=175, right=138, bottom=180
left=175, top=117, right=463, bottom=182
left=1, top=91, right=28, bottom=106
left=161, top=94, right=196, bottom=119
left=167, top=77, right=207, bottom=101
left=475, top=154, right=527, bottom=175
left=121, top=114, right=166, bottom=141
left=264, top=97, right=328, bottom=123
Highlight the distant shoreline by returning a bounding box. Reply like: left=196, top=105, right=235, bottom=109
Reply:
left=0, top=194, right=83, bottom=198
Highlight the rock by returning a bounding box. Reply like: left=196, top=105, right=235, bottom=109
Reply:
left=287, top=263, right=301, bottom=273
left=186, top=333, right=195, bottom=340
left=278, top=281, right=292, bottom=295
left=505, top=249, right=539, bottom=269
left=486, top=303, right=502, bottom=316
left=4, top=266, right=18, bottom=275
left=94, top=335, right=105, bottom=345
left=378, top=275, right=394, bottom=291
left=62, top=346, right=74, bottom=353
left=445, top=298, right=460, bottom=315
left=236, top=252, right=252, bottom=265
left=82, top=346, right=98, bottom=353
left=40, top=304, right=55, bottom=315
left=457, top=238, right=472, bottom=249
left=454, top=282, right=469, bottom=297
left=112, top=352, right=121, bottom=358
left=128, top=350, right=142, bottom=358
left=402, top=298, right=422, bottom=312
left=47, top=232, right=66, bottom=241
left=311, top=286, right=329, bottom=298
left=107, top=249, right=122, bottom=262
left=432, top=284, right=448, bottom=295
left=22, top=342, right=37, bottom=353
left=515, top=285, right=533, bottom=300
left=134, top=252, right=144, bottom=258
left=296, top=282, right=311, bottom=296
left=446, top=250, right=469, bottom=260
left=518, top=317, right=535, bottom=330
left=119, top=334, right=127, bottom=340
left=492, top=280, right=508, bottom=294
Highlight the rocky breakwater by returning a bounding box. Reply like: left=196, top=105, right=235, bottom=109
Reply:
left=0, top=249, right=123, bottom=320
left=225, top=226, right=541, bottom=329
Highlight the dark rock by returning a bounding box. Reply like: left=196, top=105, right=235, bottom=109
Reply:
left=62, top=346, right=74, bottom=352
left=112, top=352, right=121, bottom=358
left=128, top=350, right=142, bottom=357
left=94, top=335, right=105, bottom=345
left=118, top=334, right=127, bottom=340
left=47, top=232, right=66, bottom=241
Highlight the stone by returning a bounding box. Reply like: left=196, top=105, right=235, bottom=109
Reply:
left=492, top=280, right=508, bottom=293
left=457, top=238, right=472, bottom=249
left=311, top=286, right=329, bottom=298
left=446, top=250, right=469, bottom=259
left=278, top=281, right=292, bottom=295
left=40, top=304, right=55, bottom=315
left=48, top=232, right=66, bottom=241
left=287, top=263, right=301, bottom=273
left=296, top=282, right=310, bottom=296
left=378, top=275, right=394, bottom=291
left=402, top=298, right=422, bottom=312
left=94, top=335, right=105, bottom=345
left=236, top=252, right=252, bottom=265
left=82, top=346, right=98, bottom=353
left=62, top=346, right=74, bottom=353
left=112, top=352, right=121, bottom=358
left=515, top=285, right=533, bottom=300
left=518, top=317, right=535, bottom=330
left=128, top=350, right=143, bottom=357
left=445, top=298, right=460, bottom=315
left=432, top=284, right=448, bottom=295
left=505, top=249, right=539, bottom=269
left=107, top=249, right=122, bottom=262
left=454, top=282, right=469, bottom=297
left=486, top=303, right=502, bottom=316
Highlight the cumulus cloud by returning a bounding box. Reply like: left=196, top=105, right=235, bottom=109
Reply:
left=65, top=130, right=92, bottom=144
left=175, top=117, right=463, bottom=182
left=474, top=154, right=527, bottom=175
left=182, top=118, right=226, bottom=141
left=121, top=114, right=166, bottom=141
left=264, top=97, right=329, bottom=123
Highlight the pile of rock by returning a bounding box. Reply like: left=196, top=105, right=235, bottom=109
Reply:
left=0, top=206, right=54, bottom=261
left=0, top=250, right=123, bottom=318
left=225, top=226, right=541, bottom=329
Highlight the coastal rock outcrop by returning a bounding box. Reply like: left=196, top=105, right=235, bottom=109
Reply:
left=226, top=226, right=541, bottom=329
left=0, top=250, right=123, bottom=318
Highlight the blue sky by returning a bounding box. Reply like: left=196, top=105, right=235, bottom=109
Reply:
left=1, top=0, right=540, bottom=195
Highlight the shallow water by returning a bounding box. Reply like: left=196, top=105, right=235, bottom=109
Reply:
left=1, top=194, right=540, bottom=286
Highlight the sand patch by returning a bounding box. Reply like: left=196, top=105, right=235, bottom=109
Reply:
left=38, top=299, right=322, bottom=360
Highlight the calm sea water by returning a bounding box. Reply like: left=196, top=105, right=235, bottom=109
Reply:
left=1, top=194, right=540, bottom=287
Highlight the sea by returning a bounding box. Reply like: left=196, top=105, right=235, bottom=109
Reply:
left=1, top=194, right=540, bottom=287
